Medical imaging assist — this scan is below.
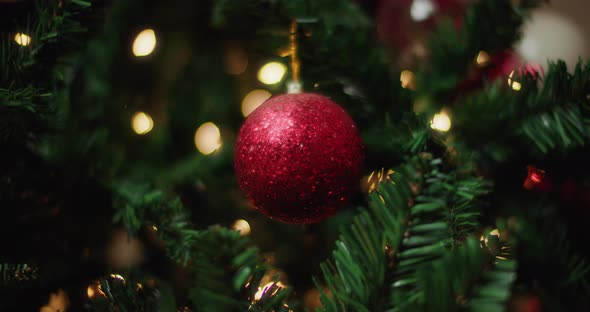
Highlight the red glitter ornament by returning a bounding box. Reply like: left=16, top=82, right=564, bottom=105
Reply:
left=234, top=93, right=364, bottom=224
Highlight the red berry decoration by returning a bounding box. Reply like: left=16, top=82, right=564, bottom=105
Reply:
left=234, top=93, right=364, bottom=224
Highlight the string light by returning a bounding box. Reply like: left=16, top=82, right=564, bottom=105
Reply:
left=14, top=33, right=31, bottom=46
left=87, top=282, right=105, bottom=299
left=480, top=228, right=500, bottom=245
left=257, top=62, right=287, bottom=85
left=132, top=29, right=157, bottom=57
left=523, top=165, right=550, bottom=191
left=410, top=0, right=436, bottom=22
left=241, top=89, right=271, bottom=117
left=131, top=111, right=154, bottom=135
left=195, top=122, right=222, bottom=155
left=254, top=281, right=285, bottom=301
left=364, top=168, right=395, bottom=193
left=430, top=111, right=451, bottom=132
left=476, top=51, right=491, bottom=66
left=110, top=273, right=126, bottom=283
left=507, top=70, right=522, bottom=91
left=232, top=219, right=251, bottom=236
left=400, top=70, right=416, bottom=90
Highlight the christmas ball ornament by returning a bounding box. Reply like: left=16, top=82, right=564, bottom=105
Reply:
left=234, top=93, right=364, bottom=224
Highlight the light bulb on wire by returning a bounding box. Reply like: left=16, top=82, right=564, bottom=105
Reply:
left=254, top=281, right=286, bottom=301
left=132, top=29, right=157, bottom=57
left=131, top=111, right=154, bottom=135
left=400, top=70, right=416, bottom=90
left=507, top=70, right=522, bottom=91
left=430, top=111, right=451, bottom=132
left=14, top=33, right=31, bottom=46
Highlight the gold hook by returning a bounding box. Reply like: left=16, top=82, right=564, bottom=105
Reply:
left=289, top=20, right=300, bottom=83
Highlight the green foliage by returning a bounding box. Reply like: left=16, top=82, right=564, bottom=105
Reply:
left=417, top=238, right=517, bottom=312
left=452, top=61, right=590, bottom=163
left=189, top=227, right=292, bottom=312
left=112, top=181, right=292, bottom=311
left=85, top=274, right=163, bottom=312
left=4, top=0, right=590, bottom=311
left=515, top=214, right=590, bottom=310
left=316, top=156, right=492, bottom=311
left=390, top=159, right=491, bottom=311
left=0, top=0, right=90, bottom=143
left=418, top=0, right=541, bottom=99
left=0, top=263, right=38, bottom=287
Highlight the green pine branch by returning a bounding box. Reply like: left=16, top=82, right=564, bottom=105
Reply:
left=0, top=0, right=92, bottom=144
left=516, top=214, right=590, bottom=310
left=315, top=156, right=491, bottom=311
left=417, top=238, right=517, bottom=312
left=390, top=160, right=491, bottom=311
left=85, top=273, right=162, bottom=312
left=112, top=182, right=292, bottom=311
left=417, top=0, right=541, bottom=98
left=451, top=61, right=590, bottom=162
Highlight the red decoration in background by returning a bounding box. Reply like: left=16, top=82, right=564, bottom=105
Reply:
left=517, top=63, right=544, bottom=78
left=455, top=50, right=543, bottom=96
left=234, top=93, right=365, bottom=224
left=510, top=295, right=542, bottom=312
left=523, top=166, right=551, bottom=192
left=376, top=0, right=467, bottom=65
left=485, top=50, right=522, bottom=82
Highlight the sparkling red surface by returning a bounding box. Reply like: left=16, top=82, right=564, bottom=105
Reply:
left=234, top=93, right=364, bottom=224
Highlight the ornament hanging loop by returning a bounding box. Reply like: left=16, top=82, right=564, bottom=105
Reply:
left=283, top=18, right=318, bottom=93
left=287, top=19, right=302, bottom=94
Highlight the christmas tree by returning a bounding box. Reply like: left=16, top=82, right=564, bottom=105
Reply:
left=2, top=0, right=590, bottom=311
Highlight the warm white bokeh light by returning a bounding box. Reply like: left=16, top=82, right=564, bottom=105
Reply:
left=195, top=122, right=222, bottom=155
left=40, top=289, right=69, bottom=312
left=87, top=285, right=96, bottom=299
left=257, top=62, right=287, bottom=85
left=87, top=282, right=105, bottom=299
left=232, top=219, right=251, bottom=236
left=507, top=71, right=522, bottom=91
left=410, top=0, right=436, bottom=22
left=241, top=89, right=271, bottom=117
left=107, top=229, right=145, bottom=268
left=131, top=111, right=154, bottom=135
left=476, top=51, right=491, bottom=66
left=132, top=29, right=157, bottom=57
left=430, top=111, right=451, bottom=132
left=14, top=33, right=31, bottom=46
left=400, top=70, right=415, bottom=89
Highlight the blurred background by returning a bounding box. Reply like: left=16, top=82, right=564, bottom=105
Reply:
left=3, top=0, right=590, bottom=310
